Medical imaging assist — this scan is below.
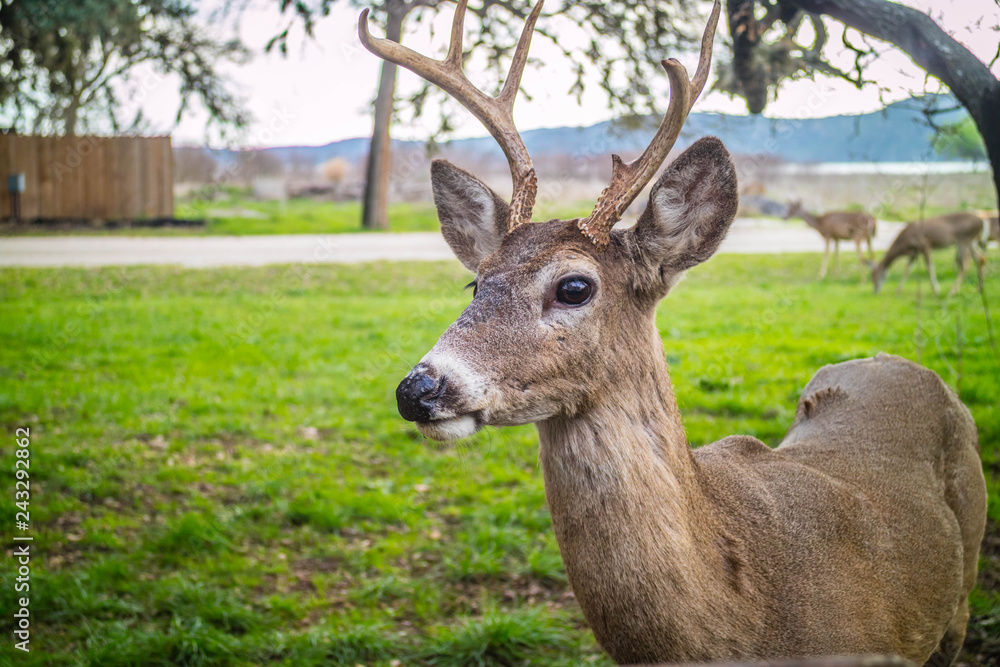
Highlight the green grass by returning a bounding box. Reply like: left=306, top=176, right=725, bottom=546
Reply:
left=0, top=251, right=998, bottom=665
left=2, top=181, right=993, bottom=236
left=177, top=196, right=442, bottom=235
left=0, top=192, right=597, bottom=237
left=873, top=198, right=998, bottom=223
left=0, top=195, right=440, bottom=236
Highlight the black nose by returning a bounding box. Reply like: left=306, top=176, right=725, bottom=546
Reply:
left=396, top=370, right=445, bottom=422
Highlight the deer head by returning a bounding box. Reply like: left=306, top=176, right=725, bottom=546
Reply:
left=784, top=199, right=804, bottom=220
left=362, top=0, right=736, bottom=441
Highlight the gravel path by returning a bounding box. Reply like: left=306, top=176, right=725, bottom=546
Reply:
left=0, top=219, right=905, bottom=268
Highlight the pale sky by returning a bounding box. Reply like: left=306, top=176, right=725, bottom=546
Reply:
left=150, top=0, right=1000, bottom=148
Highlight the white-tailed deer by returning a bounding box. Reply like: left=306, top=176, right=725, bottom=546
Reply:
left=869, top=213, right=987, bottom=296
left=362, top=3, right=986, bottom=666
left=978, top=214, right=998, bottom=250
left=784, top=201, right=876, bottom=279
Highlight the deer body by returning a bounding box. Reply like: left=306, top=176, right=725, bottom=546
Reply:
left=539, top=324, right=981, bottom=664
left=785, top=202, right=876, bottom=279
left=981, top=216, right=999, bottom=249
left=404, top=184, right=986, bottom=666
left=871, top=213, right=986, bottom=296
left=363, top=4, right=986, bottom=665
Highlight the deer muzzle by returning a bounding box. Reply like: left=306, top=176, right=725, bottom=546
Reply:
left=396, top=369, right=445, bottom=422
left=396, top=359, right=484, bottom=441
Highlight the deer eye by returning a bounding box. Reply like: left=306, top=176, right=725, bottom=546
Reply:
left=556, top=277, right=593, bottom=306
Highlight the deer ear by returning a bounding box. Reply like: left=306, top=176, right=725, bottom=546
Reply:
left=629, top=137, right=738, bottom=289
left=431, top=159, right=510, bottom=272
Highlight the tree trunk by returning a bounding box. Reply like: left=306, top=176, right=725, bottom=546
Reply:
left=727, top=0, right=769, bottom=114
left=64, top=96, right=80, bottom=136
left=975, top=87, right=1000, bottom=211
left=361, top=6, right=405, bottom=230
left=781, top=0, right=1000, bottom=208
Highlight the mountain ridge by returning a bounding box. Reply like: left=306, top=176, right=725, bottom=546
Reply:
left=209, top=94, right=974, bottom=167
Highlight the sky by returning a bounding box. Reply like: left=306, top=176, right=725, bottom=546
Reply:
left=152, top=0, right=1000, bottom=148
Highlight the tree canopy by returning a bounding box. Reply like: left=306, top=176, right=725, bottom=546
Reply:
left=0, top=0, right=250, bottom=136
left=933, top=117, right=987, bottom=161
left=271, top=0, right=715, bottom=128
left=268, top=0, right=719, bottom=228
left=721, top=0, right=1000, bottom=205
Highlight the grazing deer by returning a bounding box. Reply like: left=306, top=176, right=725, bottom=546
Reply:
left=659, top=659, right=916, bottom=667
left=362, top=3, right=986, bottom=666
left=784, top=201, right=876, bottom=279
left=869, top=213, right=987, bottom=296
left=979, top=215, right=998, bottom=250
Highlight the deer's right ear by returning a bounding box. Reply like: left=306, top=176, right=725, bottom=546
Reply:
left=431, top=160, right=510, bottom=272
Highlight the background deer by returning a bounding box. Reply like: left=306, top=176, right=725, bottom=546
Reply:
left=784, top=201, right=877, bottom=279
left=362, top=3, right=986, bottom=665
left=869, top=213, right=987, bottom=296
left=979, top=214, right=998, bottom=250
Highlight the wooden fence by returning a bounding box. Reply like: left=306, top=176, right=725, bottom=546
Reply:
left=0, top=134, right=173, bottom=221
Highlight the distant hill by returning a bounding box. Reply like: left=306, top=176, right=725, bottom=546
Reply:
left=205, top=94, right=974, bottom=169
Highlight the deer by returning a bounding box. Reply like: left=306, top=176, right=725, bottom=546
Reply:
left=978, top=215, right=998, bottom=251
left=360, top=2, right=987, bottom=666
left=869, top=213, right=987, bottom=297
left=784, top=201, right=877, bottom=279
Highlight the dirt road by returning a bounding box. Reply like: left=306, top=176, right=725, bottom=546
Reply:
left=0, top=219, right=905, bottom=268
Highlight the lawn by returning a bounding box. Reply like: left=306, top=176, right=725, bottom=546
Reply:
left=0, top=194, right=597, bottom=236
left=1, top=252, right=998, bottom=666
left=176, top=197, right=442, bottom=235
left=2, top=170, right=994, bottom=237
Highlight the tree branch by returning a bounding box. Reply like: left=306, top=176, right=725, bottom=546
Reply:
left=780, top=0, right=1000, bottom=118
left=780, top=0, right=1000, bottom=207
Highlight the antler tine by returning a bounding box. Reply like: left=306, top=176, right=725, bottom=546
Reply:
left=499, top=0, right=544, bottom=110
left=688, top=0, right=720, bottom=111
left=445, top=0, right=467, bottom=66
left=359, top=0, right=544, bottom=232
left=577, top=0, right=722, bottom=250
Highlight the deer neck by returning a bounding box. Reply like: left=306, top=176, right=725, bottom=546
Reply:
left=798, top=210, right=822, bottom=230
left=537, top=359, right=694, bottom=515
left=877, top=233, right=913, bottom=273
left=536, top=315, right=741, bottom=661
left=875, top=250, right=895, bottom=274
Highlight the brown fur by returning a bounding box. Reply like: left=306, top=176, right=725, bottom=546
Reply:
left=870, top=213, right=987, bottom=296
left=399, top=138, right=986, bottom=667
left=981, top=216, right=999, bottom=250
left=650, top=659, right=915, bottom=667
left=785, top=201, right=877, bottom=279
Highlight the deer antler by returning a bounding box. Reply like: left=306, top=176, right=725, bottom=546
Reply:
left=359, top=0, right=543, bottom=232
left=577, top=0, right=722, bottom=249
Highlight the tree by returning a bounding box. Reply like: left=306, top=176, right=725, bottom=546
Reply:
left=235, top=149, right=284, bottom=184
left=0, top=0, right=249, bottom=136
left=271, top=0, right=712, bottom=229
left=719, top=0, right=1000, bottom=207
left=933, top=118, right=987, bottom=161
left=321, top=157, right=350, bottom=196
left=174, top=145, right=219, bottom=183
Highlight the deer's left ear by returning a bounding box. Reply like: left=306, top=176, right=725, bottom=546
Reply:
left=627, top=137, right=738, bottom=290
